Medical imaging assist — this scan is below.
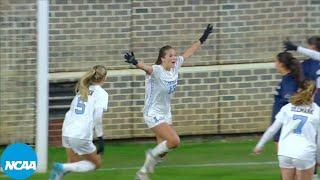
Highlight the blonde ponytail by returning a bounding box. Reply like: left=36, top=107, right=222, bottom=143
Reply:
left=75, top=65, right=107, bottom=101
left=290, top=80, right=316, bottom=106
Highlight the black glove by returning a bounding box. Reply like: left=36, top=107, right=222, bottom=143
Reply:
left=283, top=41, right=298, bottom=51
left=96, top=136, right=105, bottom=154
left=199, top=24, right=213, bottom=44
left=123, top=52, right=138, bottom=65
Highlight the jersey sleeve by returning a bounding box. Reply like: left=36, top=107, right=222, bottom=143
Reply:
left=274, top=106, right=287, bottom=122
left=95, top=90, right=109, bottom=111
left=174, top=56, right=184, bottom=71
left=298, top=46, right=320, bottom=61
left=94, top=107, right=104, bottom=137
left=256, top=107, right=286, bottom=149
left=151, top=65, right=162, bottom=77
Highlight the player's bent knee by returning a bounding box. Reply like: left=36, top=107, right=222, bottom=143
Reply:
left=86, top=152, right=102, bottom=169
left=167, top=136, right=180, bottom=148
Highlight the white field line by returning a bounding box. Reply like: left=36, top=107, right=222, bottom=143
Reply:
left=0, top=161, right=278, bottom=178
left=97, top=161, right=278, bottom=171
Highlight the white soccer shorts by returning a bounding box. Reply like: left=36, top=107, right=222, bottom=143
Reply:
left=62, top=136, right=96, bottom=155
left=278, top=155, right=316, bottom=170
left=143, top=114, right=172, bottom=128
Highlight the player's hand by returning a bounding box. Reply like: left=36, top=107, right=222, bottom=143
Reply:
left=252, top=147, right=263, bottom=155
left=123, top=52, right=138, bottom=65
left=96, top=136, right=105, bottom=154
left=199, top=24, right=213, bottom=44
left=283, top=41, right=298, bottom=51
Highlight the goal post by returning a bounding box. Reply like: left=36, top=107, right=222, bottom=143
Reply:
left=36, top=0, right=49, bottom=173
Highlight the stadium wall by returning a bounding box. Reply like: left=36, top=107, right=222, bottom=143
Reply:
left=1, top=0, right=320, bottom=145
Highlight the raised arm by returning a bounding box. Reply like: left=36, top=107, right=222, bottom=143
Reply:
left=297, top=47, right=320, bottom=61
left=284, top=41, right=320, bottom=60
left=123, top=52, right=153, bottom=75
left=182, top=24, right=213, bottom=60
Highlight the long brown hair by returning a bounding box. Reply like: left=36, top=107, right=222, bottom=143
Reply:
left=155, top=45, right=174, bottom=65
left=277, top=52, right=302, bottom=86
left=290, top=80, right=316, bottom=106
left=75, top=65, right=107, bottom=101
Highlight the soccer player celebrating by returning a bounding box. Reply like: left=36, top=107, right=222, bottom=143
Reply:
left=271, top=52, right=301, bottom=149
left=50, top=65, right=108, bottom=180
left=284, top=39, right=320, bottom=61
left=254, top=80, right=320, bottom=180
left=123, top=24, right=213, bottom=180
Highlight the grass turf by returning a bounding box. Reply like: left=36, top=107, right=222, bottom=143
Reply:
left=0, top=139, right=280, bottom=180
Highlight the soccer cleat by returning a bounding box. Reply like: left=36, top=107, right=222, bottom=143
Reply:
left=49, top=163, right=64, bottom=180
left=144, top=150, right=158, bottom=173
left=135, top=171, right=150, bottom=180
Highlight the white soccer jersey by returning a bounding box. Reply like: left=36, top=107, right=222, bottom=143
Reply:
left=143, top=56, right=184, bottom=118
left=256, top=103, right=320, bottom=161
left=62, top=85, right=108, bottom=140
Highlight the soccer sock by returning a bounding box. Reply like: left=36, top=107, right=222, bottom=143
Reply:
left=62, top=160, right=96, bottom=173
left=140, top=166, right=148, bottom=173
left=139, top=152, right=154, bottom=173
left=150, top=140, right=169, bottom=157
left=139, top=141, right=170, bottom=173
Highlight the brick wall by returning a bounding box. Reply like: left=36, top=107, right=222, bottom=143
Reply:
left=0, top=0, right=37, bottom=144
left=1, top=0, right=320, bottom=145
left=49, top=0, right=131, bottom=72
left=48, top=0, right=320, bottom=72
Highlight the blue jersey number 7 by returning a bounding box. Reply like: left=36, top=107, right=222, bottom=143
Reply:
left=292, top=115, right=308, bottom=134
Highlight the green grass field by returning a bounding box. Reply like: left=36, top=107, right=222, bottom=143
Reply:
left=0, top=138, right=280, bottom=180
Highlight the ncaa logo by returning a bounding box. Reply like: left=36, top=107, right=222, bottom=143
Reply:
left=1, top=143, right=37, bottom=179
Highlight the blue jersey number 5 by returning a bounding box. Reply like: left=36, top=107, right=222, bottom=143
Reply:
left=75, top=97, right=86, bottom=114
left=292, top=115, right=307, bottom=134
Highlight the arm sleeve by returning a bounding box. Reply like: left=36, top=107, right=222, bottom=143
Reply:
left=256, top=109, right=285, bottom=149
left=151, top=65, right=162, bottom=77
left=95, top=92, right=108, bottom=111
left=94, top=107, right=104, bottom=137
left=297, top=46, right=320, bottom=61
left=93, top=90, right=108, bottom=137
left=174, top=56, right=185, bottom=71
